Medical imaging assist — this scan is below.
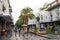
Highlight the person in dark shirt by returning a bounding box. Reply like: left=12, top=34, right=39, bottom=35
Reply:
left=18, top=28, right=21, bottom=36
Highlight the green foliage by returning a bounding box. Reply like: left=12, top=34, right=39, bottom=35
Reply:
left=36, top=16, right=40, bottom=22
left=34, top=26, right=38, bottom=32
left=55, top=25, right=59, bottom=29
left=23, top=27, right=27, bottom=30
left=46, top=28, right=54, bottom=34
left=28, top=13, right=35, bottom=19
left=46, top=26, right=55, bottom=34
left=16, top=7, right=35, bottom=27
left=15, top=19, right=23, bottom=27
left=19, top=15, right=24, bottom=19
left=21, top=7, right=33, bottom=15
left=20, top=7, right=35, bottom=23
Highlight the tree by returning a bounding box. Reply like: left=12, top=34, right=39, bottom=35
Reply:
left=36, top=16, right=40, bottom=22
left=15, top=7, right=35, bottom=28
left=20, top=7, right=35, bottom=24
left=18, top=7, right=35, bottom=33
left=21, top=7, right=33, bottom=15
left=15, top=21, right=20, bottom=27
left=15, top=18, right=24, bottom=27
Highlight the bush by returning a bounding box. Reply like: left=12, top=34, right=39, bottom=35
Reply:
left=23, top=27, right=27, bottom=30
left=46, top=28, right=54, bottom=34
left=46, top=26, right=54, bottom=34
left=34, top=26, right=38, bottom=32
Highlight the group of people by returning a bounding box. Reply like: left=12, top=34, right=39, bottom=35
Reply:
left=14, top=27, right=21, bottom=36
left=14, top=27, right=29, bottom=36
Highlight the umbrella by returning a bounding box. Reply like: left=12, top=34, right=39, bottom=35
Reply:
left=21, top=24, right=27, bottom=27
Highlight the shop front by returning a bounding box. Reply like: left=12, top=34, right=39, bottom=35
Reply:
left=0, top=15, right=13, bottom=36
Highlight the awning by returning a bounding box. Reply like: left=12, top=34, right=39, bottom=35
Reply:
left=40, top=21, right=60, bottom=24
left=21, top=24, right=27, bottom=27
left=1, top=15, right=13, bottom=23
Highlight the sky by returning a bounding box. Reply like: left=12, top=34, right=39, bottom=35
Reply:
left=9, top=0, right=55, bottom=24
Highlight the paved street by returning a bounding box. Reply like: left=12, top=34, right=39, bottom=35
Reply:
left=10, top=31, right=47, bottom=40
left=0, top=30, right=60, bottom=40
left=10, top=30, right=60, bottom=40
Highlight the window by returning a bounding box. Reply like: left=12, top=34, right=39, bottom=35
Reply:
left=50, top=11, right=53, bottom=21
left=2, top=5, right=6, bottom=12
left=56, top=7, right=59, bottom=20
left=41, top=15, right=43, bottom=20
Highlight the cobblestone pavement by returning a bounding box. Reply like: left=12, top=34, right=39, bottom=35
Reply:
left=0, top=30, right=60, bottom=40
left=10, top=30, right=60, bottom=40
left=10, top=31, right=47, bottom=40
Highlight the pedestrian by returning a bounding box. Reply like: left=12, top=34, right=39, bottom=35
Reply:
left=15, top=28, right=18, bottom=37
left=19, top=28, right=21, bottom=36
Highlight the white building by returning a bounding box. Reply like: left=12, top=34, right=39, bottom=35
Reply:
left=40, top=0, right=60, bottom=28
left=47, top=0, right=60, bottom=26
left=47, top=0, right=60, bottom=21
left=28, top=18, right=37, bottom=25
left=40, top=10, right=50, bottom=23
left=0, top=0, right=13, bottom=30
left=39, top=10, right=50, bottom=28
left=28, top=14, right=40, bottom=29
left=0, top=0, right=12, bottom=15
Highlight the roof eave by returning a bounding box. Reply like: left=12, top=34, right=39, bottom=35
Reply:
left=46, top=3, right=60, bottom=11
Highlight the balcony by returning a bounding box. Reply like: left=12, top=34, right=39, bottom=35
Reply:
left=47, top=3, right=60, bottom=11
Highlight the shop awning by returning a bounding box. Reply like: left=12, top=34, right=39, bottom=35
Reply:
left=1, top=15, right=13, bottom=23
left=21, top=23, right=27, bottom=27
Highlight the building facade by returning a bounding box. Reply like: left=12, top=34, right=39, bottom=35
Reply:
left=39, top=11, right=50, bottom=29
left=0, top=0, right=13, bottom=31
left=40, top=0, right=60, bottom=30
left=47, top=0, right=60, bottom=26
left=28, top=18, right=37, bottom=25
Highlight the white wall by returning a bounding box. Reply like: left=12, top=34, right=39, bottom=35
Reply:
left=59, top=6, right=60, bottom=19
left=28, top=18, right=37, bottom=25
left=0, top=1, right=3, bottom=14
left=40, top=11, right=50, bottom=23
left=0, top=0, right=11, bottom=15
left=40, top=7, right=60, bottom=23
left=50, top=7, right=60, bottom=21
left=50, top=8, right=58, bottom=21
